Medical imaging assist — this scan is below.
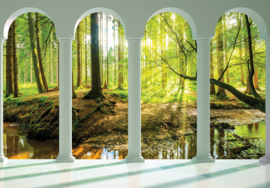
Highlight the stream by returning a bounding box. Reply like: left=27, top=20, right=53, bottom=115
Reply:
left=3, top=121, right=265, bottom=159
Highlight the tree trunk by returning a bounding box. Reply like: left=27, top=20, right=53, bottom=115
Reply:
left=238, top=14, right=245, bottom=86
left=24, top=54, right=27, bottom=83
left=160, top=15, right=166, bottom=89
left=57, top=41, right=59, bottom=86
left=223, top=16, right=229, bottom=84
left=254, top=69, right=260, bottom=90
left=30, top=55, right=32, bottom=84
left=103, top=13, right=109, bottom=89
left=100, top=13, right=103, bottom=86
left=89, top=14, right=91, bottom=87
left=210, top=40, right=216, bottom=95
left=13, top=21, right=19, bottom=98
left=245, top=15, right=261, bottom=99
left=76, top=23, right=81, bottom=87
left=36, top=13, right=48, bottom=91
left=83, top=13, right=103, bottom=99
left=72, top=71, right=77, bottom=99
left=253, top=40, right=260, bottom=91
left=27, top=13, right=47, bottom=94
left=114, top=17, right=116, bottom=85
left=85, top=16, right=88, bottom=85
left=121, top=24, right=124, bottom=85
left=106, top=13, right=109, bottom=88
left=50, top=30, right=53, bottom=85
left=216, top=16, right=226, bottom=98
left=5, top=21, right=14, bottom=97
left=117, top=20, right=123, bottom=89
left=244, top=33, right=251, bottom=94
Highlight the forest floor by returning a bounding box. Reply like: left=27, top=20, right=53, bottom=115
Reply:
left=3, top=87, right=265, bottom=159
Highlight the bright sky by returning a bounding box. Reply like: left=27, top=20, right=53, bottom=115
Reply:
left=86, top=14, right=119, bottom=56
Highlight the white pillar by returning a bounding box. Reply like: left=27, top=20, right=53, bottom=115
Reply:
left=260, top=37, right=270, bottom=163
left=192, top=37, right=215, bottom=163
left=125, top=36, right=144, bottom=163
left=0, top=37, right=7, bottom=163
left=56, top=36, right=75, bottom=163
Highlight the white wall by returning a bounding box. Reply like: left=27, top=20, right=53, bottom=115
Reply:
left=0, top=0, right=269, bottom=39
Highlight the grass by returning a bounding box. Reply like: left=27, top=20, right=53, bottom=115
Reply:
left=3, top=83, right=58, bottom=96
left=104, top=89, right=128, bottom=100
left=141, top=80, right=197, bottom=103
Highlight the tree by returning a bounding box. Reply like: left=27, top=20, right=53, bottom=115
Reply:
left=223, top=15, right=229, bottom=84
left=103, top=13, right=109, bottom=89
left=72, top=71, right=77, bottom=99
left=76, top=23, right=82, bottom=87
left=100, top=13, right=103, bottom=86
left=244, top=15, right=261, bottom=99
left=36, top=13, right=48, bottom=91
left=152, top=13, right=265, bottom=112
left=113, top=17, right=116, bottom=85
left=210, top=40, right=216, bottom=95
left=106, top=13, right=109, bottom=88
left=27, top=12, right=47, bottom=94
left=5, top=21, right=14, bottom=97
left=237, top=13, right=245, bottom=86
left=85, top=17, right=88, bottom=85
left=13, top=20, right=19, bottom=98
left=117, top=20, right=123, bottom=90
left=216, top=16, right=226, bottom=98
left=83, top=13, right=103, bottom=99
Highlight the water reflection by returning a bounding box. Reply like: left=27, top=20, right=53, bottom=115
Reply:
left=3, top=122, right=58, bottom=159
left=3, top=121, right=266, bottom=159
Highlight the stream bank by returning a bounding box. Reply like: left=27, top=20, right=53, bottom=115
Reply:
left=3, top=90, right=266, bottom=159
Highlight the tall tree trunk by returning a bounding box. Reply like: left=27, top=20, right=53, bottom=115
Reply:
left=76, top=23, right=81, bottom=87
left=100, top=13, right=103, bottom=86
left=57, top=41, right=59, bottom=86
left=5, top=21, right=14, bottom=97
left=216, top=16, right=226, bottom=98
left=81, top=26, right=83, bottom=85
left=50, top=30, right=53, bottom=84
left=30, top=54, right=32, bottom=84
left=253, top=43, right=260, bottom=90
left=210, top=40, right=216, bottom=95
left=24, top=54, right=27, bottom=83
left=244, top=25, right=252, bottom=95
left=238, top=14, right=245, bottom=86
left=121, top=23, right=124, bottom=85
left=83, top=13, right=103, bottom=99
left=27, top=13, right=47, bottom=93
left=85, top=17, right=88, bottom=85
left=72, top=71, right=77, bottom=99
left=114, top=17, right=116, bottom=85
left=89, top=15, right=91, bottom=87
left=117, top=20, right=123, bottom=89
left=106, top=14, right=109, bottom=87
left=245, top=15, right=261, bottom=99
left=223, top=16, right=229, bottom=84
left=103, top=13, right=108, bottom=89
left=254, top=69, right=260, bottom=90
left=13, top=20, right=19, bottom=98
left=36, top=13, right=48, bottom=91
left=160, top=15, right=166, bottom=89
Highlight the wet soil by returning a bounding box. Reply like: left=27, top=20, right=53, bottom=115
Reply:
left=3, top=89, right=266, bottom=159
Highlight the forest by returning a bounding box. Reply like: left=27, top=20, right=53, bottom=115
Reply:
left=2, top=12, right=266, bottom=160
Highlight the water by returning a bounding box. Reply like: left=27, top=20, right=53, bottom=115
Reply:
left=3, top=122, right=59, bottom=159
left=3, top=121, right=265, bottom=159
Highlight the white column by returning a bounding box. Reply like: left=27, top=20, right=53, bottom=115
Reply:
left=0, top=37, right=7, bottom=163
left=192, top=37, right=215, bottom=163
left=260, top=37, right=270, bottom=163
left=125, top=36, right=144, bottom=163
left=56, top=36, right=75, bottom=163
